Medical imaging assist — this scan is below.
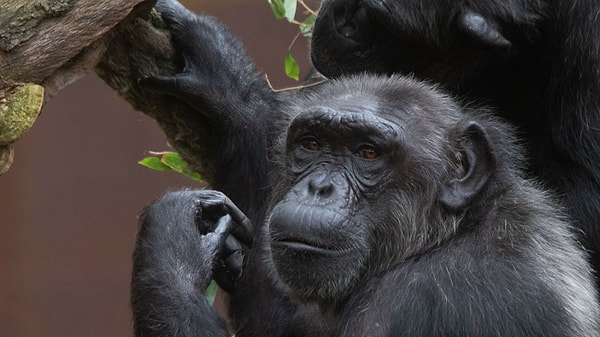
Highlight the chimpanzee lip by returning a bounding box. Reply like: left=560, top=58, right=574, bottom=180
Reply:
left=271, top=237, right=350, bottom=256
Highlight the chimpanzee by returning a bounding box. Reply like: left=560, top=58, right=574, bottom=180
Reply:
left=310, top=0, right=600, bottom=275
left=131, top=0, right=600, bottom=336
left=133, top=73, right=600, bottom=336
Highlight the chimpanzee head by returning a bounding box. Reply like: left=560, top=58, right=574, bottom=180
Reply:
left=311, top=0, right=546, bottom=83
left=264, top=75, right=508, bottom=302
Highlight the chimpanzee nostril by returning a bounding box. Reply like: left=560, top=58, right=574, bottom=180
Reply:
left=339, top=25, right=355, bottom=38
left=334, top=5, right=353, bottom=37
left=333, top=3, right=373, bottom=45
left=308, top=179, right=334, bottom=198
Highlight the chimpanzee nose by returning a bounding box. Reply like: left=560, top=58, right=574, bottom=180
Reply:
left=333, top=3, right=373, bottom=46
left=308, top=177, right=334, bottom=198
left=292, top=171, right=350, bottom=206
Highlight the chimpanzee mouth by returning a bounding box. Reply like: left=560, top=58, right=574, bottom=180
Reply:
left=271, top=237, right=349, bottom=256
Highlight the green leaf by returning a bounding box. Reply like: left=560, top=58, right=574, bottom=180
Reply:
left=268, top=0, right=285, bottom=20
left=283, top=0, right=297, bottom=22
left=160, top=152, right=188, bottom=172
left=299, top=14, right=316, bottom=38
left=285, top=51, right=300, bottom=81
left=182, top=170, right=203, bottom=182
left=160, top=152, right=203, bottom=182
left=138, top=157, right=173, bottom=172
left=139, top=151, right=203, bottom=182
left=205, top=280, right=218, bottom=305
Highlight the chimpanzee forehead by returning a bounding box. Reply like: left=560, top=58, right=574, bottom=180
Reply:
left=295, top=92, right=422, bottom=126
left=289, top=102, right=406, bottom=139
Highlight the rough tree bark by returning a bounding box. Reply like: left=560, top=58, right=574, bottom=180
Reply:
left=1, top=0, right=236, bottom=316
left=94, top=10, right=215, bottom=180
left=0, top=0, right=174, bottom=174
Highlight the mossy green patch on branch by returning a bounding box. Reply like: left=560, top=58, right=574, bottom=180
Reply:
left=0, top=83, right=44, bottom=145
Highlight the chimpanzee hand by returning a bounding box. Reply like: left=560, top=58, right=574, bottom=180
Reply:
left=134, top=190, right=253, bottom=296
left=194, top=190, right=254, bottom=292
left=138, top=0, right=262, bottom=120
left=132, top=190, right=252, bottom=336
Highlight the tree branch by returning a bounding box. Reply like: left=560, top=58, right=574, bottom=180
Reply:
left=0, top=0, right=155, bottom=173
left=95, top=9, right=214, bottom=177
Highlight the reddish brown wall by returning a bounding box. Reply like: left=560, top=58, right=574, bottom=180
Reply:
left=0, top=1, right=311, bottom=336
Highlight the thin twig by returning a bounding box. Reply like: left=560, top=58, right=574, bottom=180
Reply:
left=264, top=74, right=329, bottom=93
left=298, top=0, right=318, bottom=16
left=290, top=19, right=307, bottom=26
left=287, top=31, right=301, bottom=51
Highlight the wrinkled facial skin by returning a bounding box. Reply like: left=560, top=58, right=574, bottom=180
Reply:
left=267, top=102, right=402, bottom=301
left=263, top=77, right=484, bottom=304
left=264, top=90, right=452, bottom=302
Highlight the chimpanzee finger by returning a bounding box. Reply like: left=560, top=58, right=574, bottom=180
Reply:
left=138, top=75, right=194, bottom=98
left=213, top=215, right=247, bottom=271
left=212, top=238, right=244, bottom=292
left=154, top=0, right=187, bottom=22
left=155, top=0, right=210, bottom=45
left=223, top=235, right=244, bottom=278
left=211, top=215, right=244, bottom=292
left=199, top=191, right=229, bottom=220
left=199, top=192, right=254, bottom=247
left=213, top=261, right=235, bottom=294
left=223, top=200, right=254, bottom=247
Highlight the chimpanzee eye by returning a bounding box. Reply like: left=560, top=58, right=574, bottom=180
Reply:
left=300, top=137, right=321, bottom=151
left=356, top=144, right=379, bottom=159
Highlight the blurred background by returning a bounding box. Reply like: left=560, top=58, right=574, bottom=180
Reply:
left=0, top=1, right=312, bottom=336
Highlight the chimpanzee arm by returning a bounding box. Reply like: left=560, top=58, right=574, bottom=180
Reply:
left=131, top=190, right=253, bottom=337
left=139, top=0, right=289, bottom=222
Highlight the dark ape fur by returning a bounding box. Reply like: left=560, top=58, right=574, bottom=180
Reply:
left=311, top=0, right=600, bottom=276
left=134, top=73, right=600, bottom=336
left=132, top=1, right=600, bottom=336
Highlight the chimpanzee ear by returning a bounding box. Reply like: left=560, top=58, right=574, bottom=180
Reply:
left=457, top=9, right=512, bottom=48
left=440, top=121, right=497, bottom=210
